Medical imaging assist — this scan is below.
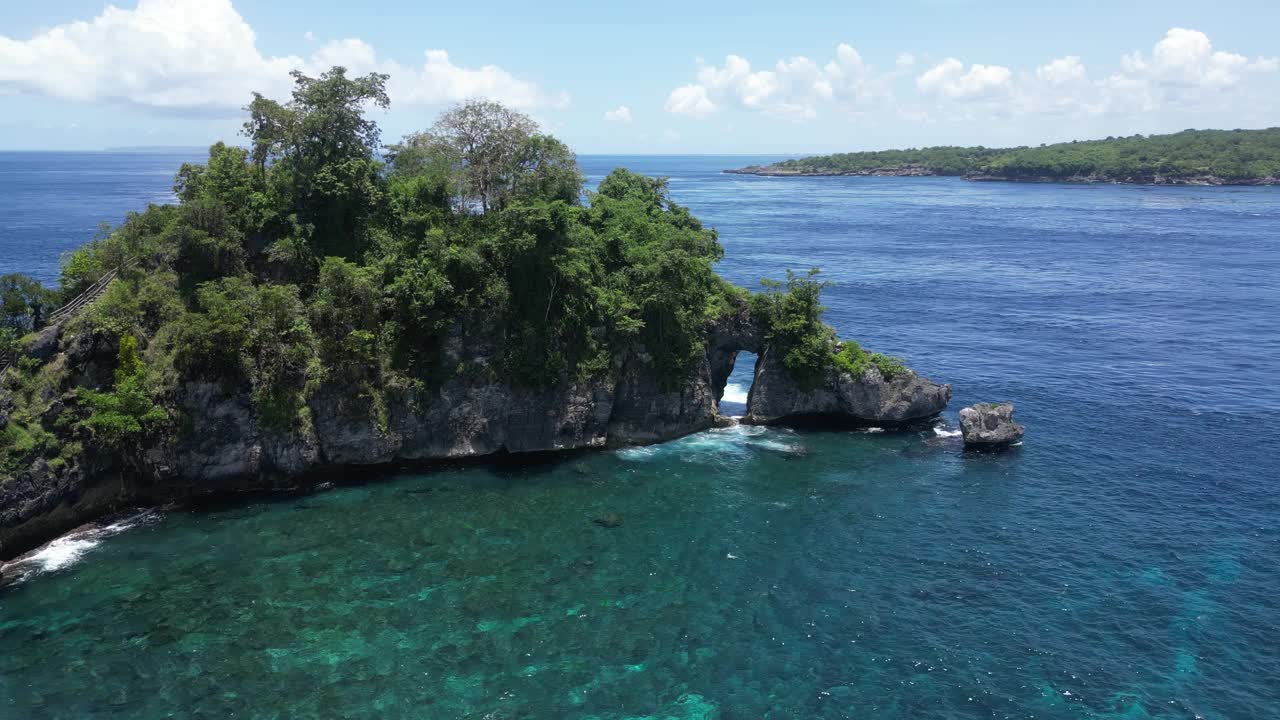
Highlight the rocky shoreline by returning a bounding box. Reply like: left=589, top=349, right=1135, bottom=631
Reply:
left=725, top=163, right=950, bottom=178
left=964, top=173, right=1280, bottom=186
left=726, top=165, right=1280, bottom=185
left=0, top=305, right=951, bottom=562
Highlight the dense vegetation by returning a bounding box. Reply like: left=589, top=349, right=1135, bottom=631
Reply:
left=750, top=269, right=903, bottom=391
left=754, top=146, right=1003, bottom=176
left=0, top=67, right=741, bottom=475
left=740, top=128, right=1280, bottom=183
left=0, top=67, right=909, bottom=479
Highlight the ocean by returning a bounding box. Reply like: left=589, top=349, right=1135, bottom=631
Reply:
left=0, top=152, right=1277, bottom=718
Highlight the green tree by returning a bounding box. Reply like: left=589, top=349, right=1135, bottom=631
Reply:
left=399, top=100, right=582, bottom=213
left=240, top=67, right=392, bottom=265
left=80, top=334, right=167, bottom=448
left=0, top=274, right=57, bottom=331
left=750, top=269, right=835, bottom=389
left=311, top=257, right=382, bottom=369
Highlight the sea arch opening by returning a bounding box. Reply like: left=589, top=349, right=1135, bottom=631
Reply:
left=715, top=350, right=758, bottom=418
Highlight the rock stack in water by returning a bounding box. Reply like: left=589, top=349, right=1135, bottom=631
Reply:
left=960, top=402, right=1025, bottom=447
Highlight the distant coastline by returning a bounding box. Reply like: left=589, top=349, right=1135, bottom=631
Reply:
left=726, top=166, right=1280, bottom=186
left=728, top=128, right=1280, bottom=186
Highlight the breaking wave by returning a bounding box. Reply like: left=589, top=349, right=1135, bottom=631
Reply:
left=1, top=510, right=161, bottom=585
left=616, top=424, right=804, bottom=463
left=721, top=383, right=749, bottom=404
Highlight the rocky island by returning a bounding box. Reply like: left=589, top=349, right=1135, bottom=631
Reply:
left=729, top=128, right=1280, bottom=185
left=0, top=69, right=949, bottom=560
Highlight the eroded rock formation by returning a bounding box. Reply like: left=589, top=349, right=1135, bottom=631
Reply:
left=959, top=402, right=1025, bottom=447
left=744, top=346, right=951, bottom=427
left=1, top=304, right=952, bottom=559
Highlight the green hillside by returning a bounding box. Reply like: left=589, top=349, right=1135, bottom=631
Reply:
left=734, top=128, right=1280, bottom=184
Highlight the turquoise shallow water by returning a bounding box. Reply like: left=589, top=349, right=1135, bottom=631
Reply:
left=1, top=155, right=1279, bottom=718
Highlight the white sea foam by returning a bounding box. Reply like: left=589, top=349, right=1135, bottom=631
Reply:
left=615, top=423, right=802, bottom=462
left=28, top=536, right=101, bottom=572
left=721, top=383, right=749, bottom=404
left=616, top=445, right=659, bottom=461
left=2, top=509, right=160, bottom=585
left=933, top=426, right=962, bottom=438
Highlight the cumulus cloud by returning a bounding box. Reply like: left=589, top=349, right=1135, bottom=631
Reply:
left=1125, top=28, right=1253, bottom=87
left=667, top=28, right=1277, bottom=125
left=665, top=84, right=716, bottom=117
left=916, top=59, right=1012, bottom=100
left=1042, top=29, right=1276, bottom=117
left=604, top=105, right=632, bottom=123
left=664, top=44, right=900, bottom=120
left=1036, top=56, right=1086, bottom=85
left=0, top=0, right=565, bottom=113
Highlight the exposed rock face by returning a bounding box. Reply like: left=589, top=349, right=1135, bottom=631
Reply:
left=0, top=304, right=958, bottom=559
left=25, top=324, right=62, bottom=364
left=959, top=402, right=1025, bottom=446
left=0, top=318, right=724, bottom=558
left=0, top=454, right=126, bottom=562
left=607, top=351, right=716, bottom=445
left=744, top=347, right=950, bottom=426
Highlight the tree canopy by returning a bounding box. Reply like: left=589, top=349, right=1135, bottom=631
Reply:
left=0, top=67, right=740, bottom=477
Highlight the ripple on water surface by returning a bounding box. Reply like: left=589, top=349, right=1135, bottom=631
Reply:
left=2, top=159, right=1279, bottom=718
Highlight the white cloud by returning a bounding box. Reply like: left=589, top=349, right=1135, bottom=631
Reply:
left=0, top=0, right=565, bottom=113
left=604, top=105, right=632, bottom=123
left=665, top=84, right=716, bottom=117
left=304, top=30, right=314, bottom=42
left=383, top=48, right=564, bottom=109
left=916, top=58, right=1012, bottom=100
left=1036, top=56, right=1086, bottom=85
left=1115, top=27, right=1277, bottom=93
left=668, top=28, right=1277, bottom=128
left=1030, top=29, right=1278, bottom=117
left=664, top=44, right=900, bottom=120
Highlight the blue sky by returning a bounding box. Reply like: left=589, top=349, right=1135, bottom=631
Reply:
left=1, top=0, right=1278, bottom=153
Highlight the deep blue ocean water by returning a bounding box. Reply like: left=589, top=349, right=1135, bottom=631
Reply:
left=1, top=152, right=1278, bottom=718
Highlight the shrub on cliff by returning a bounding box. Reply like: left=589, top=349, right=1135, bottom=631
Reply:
left=79, top=335, right=168, bottom=448
left=750, top=269, right=835, bottom=389
left=833, top=340, right=905, bottom=379
left=751, top=269, right=907, bottom=388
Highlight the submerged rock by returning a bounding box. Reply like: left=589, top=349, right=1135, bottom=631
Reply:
left=743, top=347, right=950, bottom=427
left=592, top=513, right=623, bottom=528
left=959, top=402, right=1025, bottom=446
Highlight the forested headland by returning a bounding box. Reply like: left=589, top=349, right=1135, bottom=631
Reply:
left=1, top=66, right=929, bottom=495
left=729, top=128, right=1280, bottom=184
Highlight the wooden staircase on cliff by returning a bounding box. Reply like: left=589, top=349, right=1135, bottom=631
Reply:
left=0, top=260, right=134, bottom=376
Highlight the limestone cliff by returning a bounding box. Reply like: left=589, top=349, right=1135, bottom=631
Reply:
left=1, top=306, right=950, bottom=560
left=743, top=345, right=951, bottom=427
